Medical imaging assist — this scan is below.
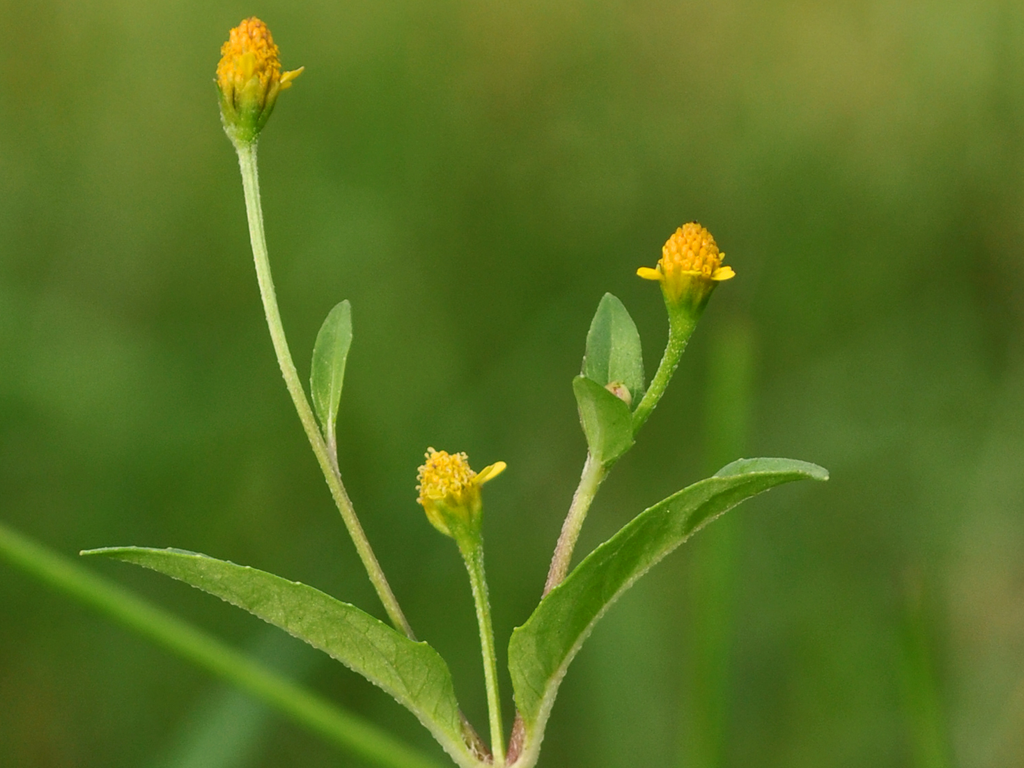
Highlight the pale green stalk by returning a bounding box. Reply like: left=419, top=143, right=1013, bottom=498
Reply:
left=0, top=521, right=442, bottom=768
left=542, top=454, right=607, bottom=596
left=456, top=538, right=505, bottom=766
left=234, top=142, right=413, bottom=640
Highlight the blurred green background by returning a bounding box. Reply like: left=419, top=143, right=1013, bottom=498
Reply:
left=2, top=0, right=1023, bottom=766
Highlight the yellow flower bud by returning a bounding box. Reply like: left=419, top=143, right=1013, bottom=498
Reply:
left=216, top=18, right=303, bottom=147
left=416, top=448, right=506, bottom=538
left=637, top=223, right=735, bottom=314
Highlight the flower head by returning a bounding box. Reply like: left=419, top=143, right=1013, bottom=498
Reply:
left=217, top=18, right=303, bottom=147
left=637, top=223, right=735, bottom=313
left=416, top=448, right=506, bottom=537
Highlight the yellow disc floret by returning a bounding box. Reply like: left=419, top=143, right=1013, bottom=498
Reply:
left=660, top=222, right=733, bottom=282
left=216, top=18, right=303, bottom=147
left=637, top=222, right=735, bottom=311
left=217, top=18, right=282, bottom=95
left=417, top=449, right=477, bottom=507
left=416, top=448, right=506, bottom=537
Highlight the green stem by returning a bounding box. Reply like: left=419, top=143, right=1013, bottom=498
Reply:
left=457, top=536, right=505, bottom=766
left=234, top=142, right=414, bottom=640
left=0, top=520, right=442, bottom=768
left=631, top=311, right=698, bottom=435
left=542, top=454, right=607, bottom=596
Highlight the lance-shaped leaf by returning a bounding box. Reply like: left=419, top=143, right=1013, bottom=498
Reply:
left=573, top=376, right=634, bottom=466
left=582, top=293, right=645, bottom=405
left=507, top=458, right=828, bottom=761
left=82, top=547, right=477, bottom=767
left=311, top=300, right=353, bottom=441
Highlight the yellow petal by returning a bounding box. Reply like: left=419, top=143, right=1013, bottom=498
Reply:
left=636, top=267, right=663, bottom=281
left=712, top=265, right=736, bottom=281
left=280, top=67, right=304, bottom=89
left=475, top=461, right=507, bottom=485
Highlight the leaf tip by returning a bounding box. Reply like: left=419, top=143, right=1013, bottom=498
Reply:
left=714, top=457, right=829, bottom=481
left=80, top=547, right=118, bottom=558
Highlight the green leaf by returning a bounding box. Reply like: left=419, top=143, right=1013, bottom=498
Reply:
left=82, top=547, right=474, bottom=766
left=582, top=293, right=645, bottom=405
left=572, top=375, right=634, bottom=465
left=310, top=301, right=353, bottom=439
left=507, top=458, right=828, bottom=755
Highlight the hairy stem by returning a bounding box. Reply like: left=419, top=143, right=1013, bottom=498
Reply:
left=631, top=312, right=698, bottom=435
left=458, top=537, right=506, bottom=766
left=542, top=454, right=607, bottom=596
left=235, top=142, right=413, bottom=640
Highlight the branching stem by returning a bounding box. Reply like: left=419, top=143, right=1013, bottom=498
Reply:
left=541, top=311, right=698, bottom=597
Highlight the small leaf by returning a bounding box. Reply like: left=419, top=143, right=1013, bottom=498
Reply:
left=572, top=376, right=634, bottom=465
left=582, top=294, right=645, bottom=404
left=507, top=458, right=828, bottom=756
left=310, top=301, right=353, bottom=439
left=82, top=547, right=475, bottom=766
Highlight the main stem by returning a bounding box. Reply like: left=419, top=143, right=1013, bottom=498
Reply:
left=235, top=142, right=414, bottom=640
left=458, top=537, right=505, bottom=766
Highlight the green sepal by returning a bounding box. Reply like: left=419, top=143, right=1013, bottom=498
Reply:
left=572, top=375, right=634, bottom=466
left=507, top=458, right=828, bottom=760
left=81, top=546, right=476, bottom=766
left=310, top=301, right=353, bottom=443
left=582, top=293, right=645, bottom=406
